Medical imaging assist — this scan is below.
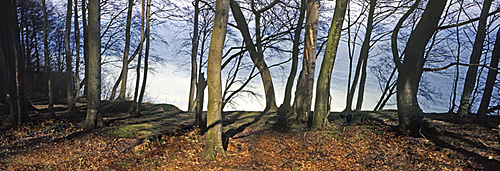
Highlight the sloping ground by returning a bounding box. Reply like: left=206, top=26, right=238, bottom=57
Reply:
left=0, top=103, right=499, bottom=170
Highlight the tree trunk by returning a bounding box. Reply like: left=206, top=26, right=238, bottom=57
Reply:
left=195, top=73, right=207, bottom=131
left=230, top=0, right=277, bottom=111
left=1, top=0, right=29, bottom=126
left=65, top=0, right=77, bottom=113
left=395, top=0, right=447, bottom=136
left=312, top=0, right=348, bottom=129
left=188, top=0, right=200, bottom=112
left=457, top=0, right=492, bottom=117
left=292, top=0, right=320, bottom=126
left=83, top=0, right=101, bottom=130
left=117, top=0, right=134, bottom=101
left=345, top=0, right=376, bottom=112
left=476, top=27, right=500, bottom=125
left=74, top=0, right=81, bottom=100
left=200, top=0, right=230, bottom=160
left=82, top=0, right=89, bottom=98
left=279, top=0, right=306, bottom=116
left=42, top=0, right=55, bottom=117
left=132, top=0, right=146, bottom=115
left=137, top=0, right=151, bottom=114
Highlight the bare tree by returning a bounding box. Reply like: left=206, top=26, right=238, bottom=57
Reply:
left=200, top=0, right=230, bottom=160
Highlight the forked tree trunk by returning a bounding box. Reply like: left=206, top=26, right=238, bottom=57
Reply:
left=189, top=0, right=200, bottom=112
left=137, top=0, right=151, bottom=114
left=200, top=0, right=230, bottom=160
left=84, top=0, right=101, bottom=130
left=292, top=0, right=320, bottom=125
left=117, top=0, right=134, bottom=101
left=279, top=0, right=306, bottom=117
left=312, top=0, right=348, bottom=129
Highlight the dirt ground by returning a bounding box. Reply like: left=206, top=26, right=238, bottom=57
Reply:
left=0, top=101, right=499, bottom=170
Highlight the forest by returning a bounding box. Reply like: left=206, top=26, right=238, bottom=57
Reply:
left=1, top=0, right=500, bottom=170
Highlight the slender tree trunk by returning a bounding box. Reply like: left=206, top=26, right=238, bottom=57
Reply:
left=292, top=0, right=320, bottom=125
left=84, top=0, right=101, bottom=130
left=0, top=48, right=6, bottom=104
left=137, top=0, right=151, bottom=114
left=345, top=0, right=376, bottom=112
left=132, top=0, right=146, bottom=114
left=200, top=0, right=230, bottom=160
left=457, top=0, right=492, bottom=117
left=117, top=0, right=134, bottom=101
left=82, top=0, right=89, bottom=98
left=195, top=73, right=207, bottom=131
left=189, top=0, right=200, bottom=112
left=42, top=0, right=55, bottom=117
left=65, top=0, right=77, bottom=112
left=476, top=28, right=500, bottom=125
left=312, top=0, right=348, bottom=129
left=395, top=0, right=446, bottom=136
left=1, top=0, right=29, bottom=126
left=279, top=0, right=306, bottom=118
left=74, top=0, right=81, bottom=100
left=230, top=0, right=277, bottom=111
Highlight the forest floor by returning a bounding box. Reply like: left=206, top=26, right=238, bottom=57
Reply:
left=0, top=100, right=500, bottom=170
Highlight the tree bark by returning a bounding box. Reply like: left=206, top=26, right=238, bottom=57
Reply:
left=82, top=0, right=89, bottom=98
left=200, top=0, right=229, bottom=160
left=116, top=0, right=134, bottom=101
left=476, top=27, right=500, bottom=125
left=395, top=0, right=447, bottom=136
left=292, top=0, right=320, bottom=126
left=188, top=0, right=200, bottom=112
left=457, top=0, right=492, bottom=117
left=312, top=0, right=348, bottom=129
left=84, top=0, right=101, bottom=130
left=195, top=73, right=207, bottom=131
left=279, top=0, right=306, bottom=117
left=132, top=0, right=146, bottom=115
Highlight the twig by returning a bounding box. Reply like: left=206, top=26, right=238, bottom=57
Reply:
left=477, top=138, right=491, bottom=148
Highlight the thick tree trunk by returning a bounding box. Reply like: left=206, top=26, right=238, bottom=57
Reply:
left=279, top=0, right=306, bottom=121
left=117, top=0, right=134, bottom=101
left=189, top=0, right=200, bottom=112
left=83, top=0, right=101, bottom=130
left=457, top=0, right=492, bottom=117
left=476, top=27, right=500, bottom=125
left=395, top=0, right=446, bottom=136
left=292, top=0, right=320, bottom=125
left=312, top=0, right=348, bottom=129
left=1, top=0, right=29, bottom=126
left=200, top=0, right=229, bottom=160
left=65, top=0, right=76, bottom=112
left=42, top=0, right=55, bottom=117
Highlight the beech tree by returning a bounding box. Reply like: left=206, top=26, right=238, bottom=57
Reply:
left=393, top=0, right=447, bottom=136
left=292, top=0, right=320, bottom=125
left=64, top=0, right=77, bottom=113
left=42, top=0, right=55, bottom=117
left=313, top=0, right=348, bottom=129
left=83, top=0, right=101, bottom=130
left=201, top=0, right=230, bottom=160
left=117, top=0, right=135, bottom=101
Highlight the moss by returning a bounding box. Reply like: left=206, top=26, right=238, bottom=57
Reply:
left=109, top=123, right=155, bottom=138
